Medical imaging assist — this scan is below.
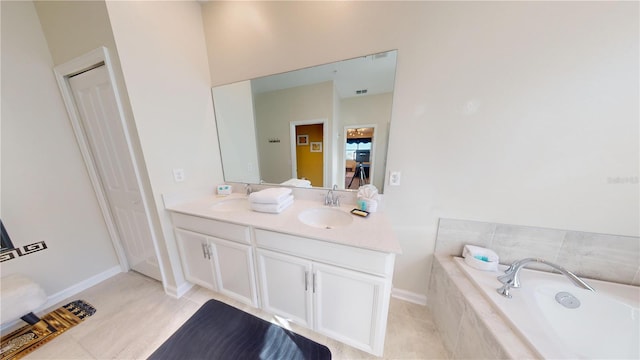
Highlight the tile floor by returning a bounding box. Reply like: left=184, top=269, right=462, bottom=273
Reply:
left=12, top=271, right=448, bottom=359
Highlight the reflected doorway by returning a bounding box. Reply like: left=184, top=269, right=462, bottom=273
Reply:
left=344, top=126, right=375, bottom=190
left=290, top=119, right=326, bottom=187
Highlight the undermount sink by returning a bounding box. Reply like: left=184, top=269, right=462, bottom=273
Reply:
left=210, top=197, right=249, bottom=212
left=298, top=207, right=353, bottom=229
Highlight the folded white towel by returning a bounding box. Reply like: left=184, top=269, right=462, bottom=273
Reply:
left=281, top=178, right=312, bottom=188
left=357, top=184, right=379, bottom=200
left=250, top=195, right=294, bottom=213
left=249, top=187, right=293, bottom=204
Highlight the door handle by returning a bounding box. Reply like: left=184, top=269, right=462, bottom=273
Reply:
left=202, top=243, right=212, bottom=259
left=312, top=273, right=316, bottom=293
left=304, top=271, right=309, bottom=291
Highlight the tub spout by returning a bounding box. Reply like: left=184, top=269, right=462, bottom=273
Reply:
left=496, top=258, right=595, bottom=298
left=497, top=280, right=516, bottom=298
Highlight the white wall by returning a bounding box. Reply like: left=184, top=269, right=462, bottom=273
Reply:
left=33, top=0, right=177, bottom=290
left=332, top=83, right=342, bottom=188
left=0, top=1, right=119, bottom=295
left=105, top=1, right=223, bottom=292
left=212, top=81, right=260, bottom=183
left=202, top=1, right=639, bottom=296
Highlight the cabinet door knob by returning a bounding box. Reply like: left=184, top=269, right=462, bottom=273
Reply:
left=304, top=271, right=309, bottom=291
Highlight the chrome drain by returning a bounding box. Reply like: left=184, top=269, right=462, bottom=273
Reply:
left=555, top=291, right=581, bottom=309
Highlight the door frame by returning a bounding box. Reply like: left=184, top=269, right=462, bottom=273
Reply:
left=53, top=47, right=163, bottom=281
left=289, top=118, right=328, bottom=187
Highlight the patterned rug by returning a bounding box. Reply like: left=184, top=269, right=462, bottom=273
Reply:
left=0, top=300, right=96, bottom=360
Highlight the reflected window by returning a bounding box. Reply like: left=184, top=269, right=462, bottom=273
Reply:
left=346, top=142, right=371, bottom=160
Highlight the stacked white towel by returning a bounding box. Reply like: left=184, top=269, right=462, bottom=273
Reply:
left=249, top=188, right=294, bottom=214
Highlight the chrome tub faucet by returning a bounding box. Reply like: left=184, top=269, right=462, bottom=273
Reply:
left=497, top=258, right=595, bottom=298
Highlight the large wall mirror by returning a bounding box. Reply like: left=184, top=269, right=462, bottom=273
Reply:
left=212, top=50, right=397, bottom=193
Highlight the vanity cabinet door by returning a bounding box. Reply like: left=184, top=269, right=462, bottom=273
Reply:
left=175, top=228, right=216, bottom=290
left=313, top=262, right=387, bottom=355
left=256, top=249, right=313, bottom=328
left=209, top=237, right=258, bottom=307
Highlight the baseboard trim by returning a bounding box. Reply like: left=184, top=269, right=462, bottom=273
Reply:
left=165, top=281, right=194, bottom=299
left=391, top=288, right=427, bottom=306
left=0, top=265, right=122, bottom=333
left=43, top=265, right=123, bottom=309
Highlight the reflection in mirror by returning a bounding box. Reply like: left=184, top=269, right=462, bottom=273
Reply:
left=345, top=127, right=374, bottom=190
left=212, top=50, right=397, bottom=193
left=292, top=121, right=327, bottom=187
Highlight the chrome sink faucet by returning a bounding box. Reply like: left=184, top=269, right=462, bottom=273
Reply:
left=324, top=185, right=340, bottom=207
left=497, top=258, right=595, bottom=298
left=244, top=184, right=253, bottom=196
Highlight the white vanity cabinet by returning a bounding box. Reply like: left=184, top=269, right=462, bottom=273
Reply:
left=209, top=237, right=257, bottom=306
left=256, top=249, right=313, bottom=327
left=167, top=200, right=399, bottom=357
left=175, top=228, right=217, bottom=290
left=172, top=213, right=258, bottom=307
left=254, top=229, right=394, bottom=356
left=313, top=262, right=387, bottom=352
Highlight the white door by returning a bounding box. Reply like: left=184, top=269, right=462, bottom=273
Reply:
left=314, top=262, right=386, bottom=355
left=68, top=66, right=161, bottom=281
left=174, top=229, right=216, bottom=289
left=210, top=237, right=257, bottom=306
left=256, top=249, right=313, bottom=327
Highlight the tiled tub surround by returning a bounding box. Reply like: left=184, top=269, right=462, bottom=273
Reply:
left=428, top=218, right=640, bottom=359
left=429, top=255, right=538, bottom=359
left=434, top=218, right=640, bottom=286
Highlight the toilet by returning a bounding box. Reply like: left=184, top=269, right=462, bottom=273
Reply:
left=0, top=273, right=47, bottom=326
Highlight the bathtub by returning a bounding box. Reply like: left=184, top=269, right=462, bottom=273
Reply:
left=452, top=257, right=640, bottom=359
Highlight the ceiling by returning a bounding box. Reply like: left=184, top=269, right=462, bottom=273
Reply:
left=251, top=50, right=397, bottom=99
left=346, top=127, right=374, bottom=138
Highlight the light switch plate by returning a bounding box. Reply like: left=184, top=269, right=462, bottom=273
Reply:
left=173, top=168, right=185, bottom=182
left=389, top=171, right=401, bottom=186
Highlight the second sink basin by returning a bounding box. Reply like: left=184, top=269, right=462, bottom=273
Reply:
left=298, top=207, right=353, bottom=229
left=210, top=197, right=249, bottom=212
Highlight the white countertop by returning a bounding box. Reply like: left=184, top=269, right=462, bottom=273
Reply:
left=165, top=193, right=402, bottom=254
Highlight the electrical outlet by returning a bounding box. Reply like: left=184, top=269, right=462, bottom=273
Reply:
left=172, top=168, right=185, bottom=182
left=389, top=171, right=401, bottom=186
